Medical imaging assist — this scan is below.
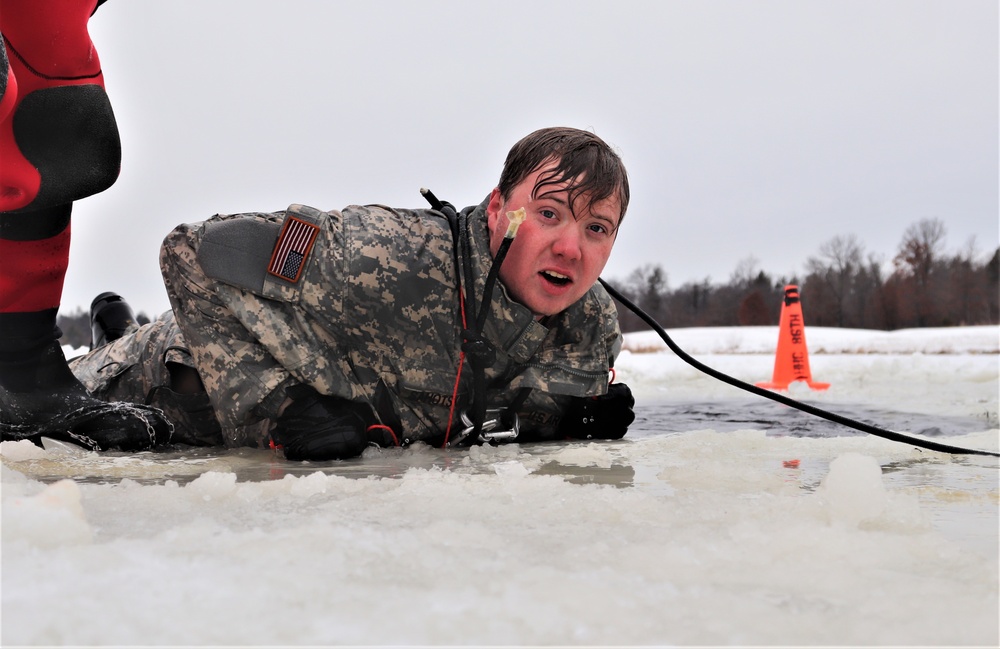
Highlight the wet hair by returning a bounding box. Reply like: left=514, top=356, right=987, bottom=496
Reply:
left=497, top=127, right=630, bottom=227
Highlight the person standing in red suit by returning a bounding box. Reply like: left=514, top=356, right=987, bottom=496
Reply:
left=0, top=0, right=168, bottom=449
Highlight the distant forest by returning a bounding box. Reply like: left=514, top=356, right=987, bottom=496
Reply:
left=58, top=217, right=999, bottom=348
left=607, top=218, right=999, bottom=333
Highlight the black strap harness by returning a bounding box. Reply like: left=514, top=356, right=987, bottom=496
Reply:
left=421, top=189, right=527, bottom=446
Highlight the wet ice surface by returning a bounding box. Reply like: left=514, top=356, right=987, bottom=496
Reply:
left=634, top=398, right=996, bottom=439
left=2, top=326, right=998, bottom=646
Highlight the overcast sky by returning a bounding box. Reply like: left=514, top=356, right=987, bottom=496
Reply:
left=63, top=0, right=997, bottom=317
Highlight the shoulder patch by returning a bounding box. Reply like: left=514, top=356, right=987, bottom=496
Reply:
left=267, top=215, right=319, bottom=283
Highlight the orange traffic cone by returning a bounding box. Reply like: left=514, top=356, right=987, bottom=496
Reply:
left=756, top=285, right=830, bottom=391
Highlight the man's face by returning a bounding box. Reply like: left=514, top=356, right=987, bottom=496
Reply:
left=487, top=163, right=622, bottom=317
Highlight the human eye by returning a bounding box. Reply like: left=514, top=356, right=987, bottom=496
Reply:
left=539, top=208, right=558, bottom=220
left=587, top=222, right=609, bottom=236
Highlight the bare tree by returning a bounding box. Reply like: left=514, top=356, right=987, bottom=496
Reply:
left=805, top=234, right=865, bottom=326
left=893, top=218, right=947, bottom=326
left=623, top=264, right=668, bottom=325
left=988, top=247, right=1000, bottom=323
left=729, top=255, right=761, bottom=288
left=942, top=236, right=998, bottom=325
left=667, top=278, right=714, bottom=327
left=894, top=218, right=946, bottom=285
left=737, top=290, right=771, bottom=325
left=857, top=252, right=891, bottom=329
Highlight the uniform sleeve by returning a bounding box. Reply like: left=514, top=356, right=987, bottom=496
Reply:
left=508, top=282, right=623, bottom=443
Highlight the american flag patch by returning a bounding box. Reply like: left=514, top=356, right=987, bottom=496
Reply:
left=267, top=216, right=319, bottom=282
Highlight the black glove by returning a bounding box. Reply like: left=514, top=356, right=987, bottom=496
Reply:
left=272, top=385, right=374, bottom=461
left=557, top=382, right=635, bottom=440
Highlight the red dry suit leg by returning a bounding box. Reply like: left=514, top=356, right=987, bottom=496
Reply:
left=0, top=1, right=168, bottom=449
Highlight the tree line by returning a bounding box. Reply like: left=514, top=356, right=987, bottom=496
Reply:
left=607, top=218, right=999, bottom=333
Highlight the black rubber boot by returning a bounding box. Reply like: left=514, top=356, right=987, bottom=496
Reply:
left=90, top=291, right=137, bottom=349
left=0, top=340, right=172, bottom=451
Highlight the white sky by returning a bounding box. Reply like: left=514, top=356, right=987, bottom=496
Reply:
left=63, top=0, right=998, bottom=317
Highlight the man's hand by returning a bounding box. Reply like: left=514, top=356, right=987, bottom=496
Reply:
left=272, top=385, right=373, bottom=461
left=557, top=382, right=635, bottom=440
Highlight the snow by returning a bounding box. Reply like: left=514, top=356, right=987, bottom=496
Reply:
left=2, top=325, right=998, bottom=646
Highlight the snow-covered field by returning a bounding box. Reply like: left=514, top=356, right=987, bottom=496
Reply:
left=2, top=325, right=998, bottom=646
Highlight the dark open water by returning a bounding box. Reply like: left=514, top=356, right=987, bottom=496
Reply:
left=630, top=398, right=996, bottom=439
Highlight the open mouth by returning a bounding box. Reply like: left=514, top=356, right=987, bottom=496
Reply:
left=540, top=270, right=572, bottom=287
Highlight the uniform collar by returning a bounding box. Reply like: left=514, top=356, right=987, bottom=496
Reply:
left=462, top=202, right=616, bottom=398
left=464, top=201, right=549, bottom=365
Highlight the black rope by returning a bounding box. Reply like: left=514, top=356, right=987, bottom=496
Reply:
left=476, top=236, right=513, bottom=333
left=421, top=189, right=500, bottom=443
left=600, top=278, right=999, bottom=458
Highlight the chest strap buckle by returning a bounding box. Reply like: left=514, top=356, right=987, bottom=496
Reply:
left=456, top=408, right=520, bottom=445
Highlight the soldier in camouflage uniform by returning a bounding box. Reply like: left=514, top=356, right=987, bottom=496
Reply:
left=70, top=127, right=636, bottom=459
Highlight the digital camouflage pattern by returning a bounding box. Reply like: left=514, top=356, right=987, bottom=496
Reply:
left=69, top=310, right=224, bottom=446
left=71, top=200, right=622, bottom=449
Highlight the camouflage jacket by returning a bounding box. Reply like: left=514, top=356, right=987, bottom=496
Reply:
left=76, top=200, right=622, bottom=448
